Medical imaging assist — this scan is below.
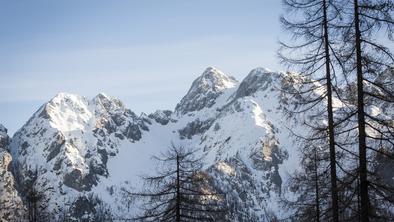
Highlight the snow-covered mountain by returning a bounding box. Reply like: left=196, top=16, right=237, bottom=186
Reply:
left=3, top=67, right=308, bottom=221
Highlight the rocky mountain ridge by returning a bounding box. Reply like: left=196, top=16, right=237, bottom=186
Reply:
left=1, top=66, right=306, bottom=221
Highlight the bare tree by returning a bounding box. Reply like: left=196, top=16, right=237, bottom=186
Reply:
left=282, top=145, right=331, bottom=222
left=125, top=144, right=228, bottom=222
left=279, top=0, right=345, bottom=220
left=331, top=0, right=394, bottom=220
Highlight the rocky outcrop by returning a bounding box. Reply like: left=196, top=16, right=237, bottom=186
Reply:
left=178, top=118, right=215, bottom=139
left=175, top=67, right=238, bottom=115
left=234, top=68, right=280, bottom=99
left=148, top=110, right=174, bottom=125
left=0, top=125, right=24, bottom=221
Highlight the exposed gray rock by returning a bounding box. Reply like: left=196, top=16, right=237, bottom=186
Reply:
left=63, top=169, right=99, bottom=192
left=137, top=113, right=151, bottom=131
left=67, top=194, right=112, bottom=222
left=124, top=123, right=142, bottom=141
left=175, top=67, right=238, bottom=115
left=148, top=110, right=174, bottom=125
left=234, top=68, right=279, bottom=100
left=38, top=105, right=51, bottom=119
left=250, top=138, right=288, bottom=193
left=207, top=157, right=279, bottom=222
left=0, top=124, right=25, bottom=220
left=179, top=118, right=215, bottom=139
left=46, top=132, right=65, bottom=162
left=0, top=124, right=9, bottom=148
left=94, top=93, right=123, bottom=113
left=63, top=169, right=85, bottom=191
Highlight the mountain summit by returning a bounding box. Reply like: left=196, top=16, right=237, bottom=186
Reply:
left=175, top=67, right=238, bottom=115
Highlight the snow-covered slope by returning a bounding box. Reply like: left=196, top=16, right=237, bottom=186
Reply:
left=9, top=67, right=305, bottom=221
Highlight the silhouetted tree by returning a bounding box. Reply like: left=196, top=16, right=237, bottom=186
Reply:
left=279, top=0, right=345, bottom=220
left=331, top=0, right=394, bottom=220
left=126, top=144, right=228, bottom=221
left=282, top=145, right=328, bottom=222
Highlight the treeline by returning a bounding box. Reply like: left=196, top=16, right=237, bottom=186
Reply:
left=279, top=0, right=393, bottom=221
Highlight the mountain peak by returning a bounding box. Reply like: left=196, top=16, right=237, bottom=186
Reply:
left=201, top=66, right=222, bottom=77
left=175, top=67, right=238, bottom=115
left=249, top=67, right=272, bottom=75
left=93, top=92, right=110, bottom=101
left=51, top=92, right=84, bottom=101
left=92, top=93, right=125, bottom=113
left=199, top=66, right=238, bottom=90
left=45, top=92, right=89, bottom=114
left=33, top=93, right=127, bottom=129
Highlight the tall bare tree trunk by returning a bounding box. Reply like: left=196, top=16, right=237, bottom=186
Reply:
left=353, top=0, right=369, bottom=221
left=323, top=0, right=339, bottom=220
left=176, top=154, right=181, bottom=222
left=314, top=148, right=320, bottom=222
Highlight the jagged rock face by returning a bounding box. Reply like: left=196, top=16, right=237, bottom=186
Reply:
left=175, top=67, right=238, bottom=115
left=148, top=110, right=174, bottom=125
left=0, top=125, right=9, bottom=148
left=178, top=118, right=214, bottom=139
left=9, top=67, right=302, bottom=221
left=0, top=125, right=24, bottom=221
left=234, top=68, right=279, bottom=99
left=208, top=158, right=281, bottom=222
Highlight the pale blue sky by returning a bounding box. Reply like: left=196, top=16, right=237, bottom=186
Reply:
left=0, top=0, right=284, bottom=135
